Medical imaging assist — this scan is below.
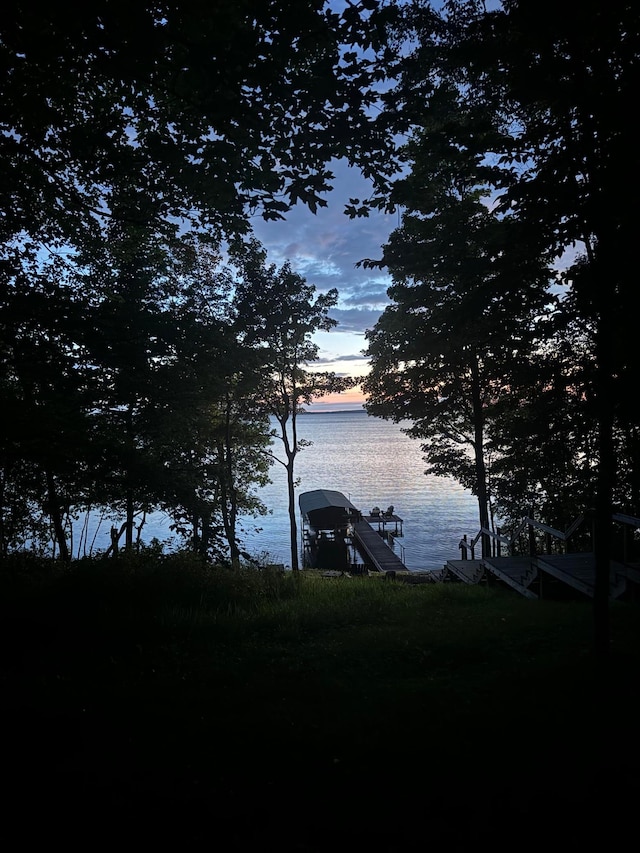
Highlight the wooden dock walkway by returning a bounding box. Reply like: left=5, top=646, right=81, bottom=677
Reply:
left=352, top=520, right=407, bottom=574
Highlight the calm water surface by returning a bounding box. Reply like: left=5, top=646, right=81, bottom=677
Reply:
left=79, top=410, right=480, bottom=570
left=240, top=410, right=478, bottom=571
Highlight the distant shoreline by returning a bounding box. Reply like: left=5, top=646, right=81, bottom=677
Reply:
left=301, top=408, right=367, bottom=415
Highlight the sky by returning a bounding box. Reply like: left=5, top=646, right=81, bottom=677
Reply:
left=243, top=0, right=415, bottom=413
left=248, top=152, right=577, bottom=415
left=250, top=158, right=399, bottom=411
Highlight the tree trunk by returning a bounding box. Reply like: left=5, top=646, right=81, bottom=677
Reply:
left=593, top=290, right=615, bottom=656
left=470, top=354, right=490, bottom=558
left=220, top=478, right=241, bottom=568
left=220, top=403, right=241, bottom=569
left=192, top=511, right=200, bottom=553
left=229, top=527, right=240, bottom=569
left=135, top=511, right=146, bottom=552
left=45, top=470, right=70, bottom=562
left=287, top=456, right=299, bottom=571
left=0, top=473, right=6, bottom=557
left=278, top=406, right=299, bottom=572
left=123, top=404, right=136, bottom=552
left=110, top=526, right=120, bottom=558
left=201, top=511, right=211, bottom=559
left=125, top=488, right=134, bottom=552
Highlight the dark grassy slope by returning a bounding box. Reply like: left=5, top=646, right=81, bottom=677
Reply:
left=2, top=557, right=638, bottom=850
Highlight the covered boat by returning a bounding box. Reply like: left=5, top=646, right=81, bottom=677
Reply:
left=299, top=489, right=361, bottom=571
left=299, top=489, right=404, bottom=574
left=298, top=489, right=361, bottom=533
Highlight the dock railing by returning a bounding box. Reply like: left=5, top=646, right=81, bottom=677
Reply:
left=459, top=511, right=640, bottom=562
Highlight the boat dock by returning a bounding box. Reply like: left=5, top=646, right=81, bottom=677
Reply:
left=352, top=519, right=407, bottom=575
left=361, top=512, right=404, bottom=537
left=299, top=489, right=408, bottom=574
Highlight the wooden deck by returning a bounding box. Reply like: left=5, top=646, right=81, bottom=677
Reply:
left=444, top=552, right=634, bottom=600
left=352, top=520, right=407, bottom=574
left=445, top=559, right=486, bottom=586
left=483, top=556, right=539, bottom=599
left=361, top=513, right=404, bottom=537
left=535, top=553, right=627, bottom=598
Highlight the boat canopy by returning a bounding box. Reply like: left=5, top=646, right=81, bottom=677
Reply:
left=299, top=489, right=360, bottom=532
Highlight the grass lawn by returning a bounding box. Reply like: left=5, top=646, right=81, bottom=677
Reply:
left=2, top=554, right=639, bottom=850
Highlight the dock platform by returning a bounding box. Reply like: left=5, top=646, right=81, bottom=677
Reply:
left=361, top=513, right=404, bottom=537
left=352, top=520, right=407, bottom=574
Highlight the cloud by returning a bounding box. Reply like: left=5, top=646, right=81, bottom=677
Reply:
left=250, top=159, right=396, bottom=306
left=338, top=280, right=390, bottom=307
left=247, top=159, right=399, bottom=379
left=313, top=352, right=368, bottom=365
left=329, top=307, right=385, bottom=335
left=331, top=353, right=368, bottom=362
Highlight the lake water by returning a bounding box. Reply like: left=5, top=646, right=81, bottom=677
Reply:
left=76, top=410, right=480, bottom=571
left=234, top=410, right=479, bottom=571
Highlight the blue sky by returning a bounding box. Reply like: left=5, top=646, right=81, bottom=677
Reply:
left=250, top=158, right=399, bottom=410
left=245, top=1, right=410, bottom=410
left=247, top=2, right=507, bottom=411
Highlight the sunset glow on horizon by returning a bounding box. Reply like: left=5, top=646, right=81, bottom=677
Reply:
left=307, top=385, right=367, bottom=412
